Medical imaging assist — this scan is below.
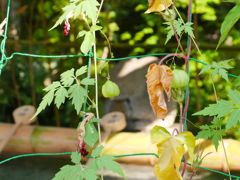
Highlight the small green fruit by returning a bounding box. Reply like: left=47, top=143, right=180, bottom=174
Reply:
left=102, top=80, right=120, bottom=98
left=163, top=9, right=176, bottom=22
left=172, top=69, right=190, bottom=88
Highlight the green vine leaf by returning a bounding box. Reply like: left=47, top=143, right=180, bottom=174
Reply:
left=30, top=90, right=55, bottom=120
left=76, top=66, right=87, bottom=77
left=70, top=152, right=81, bottom=164
left=81, top=77, right=95, bottom=85
left=77, top=30, right=88, bottom=39
left=79, top=0, right=100, bottom=22
left=184, top=22, right=195, bottom=38
left=61, top=68, right=75, bottom=86
left=94, top=155, right=126, bottom=179
left=193, top=99, right=234, bottom=118
left=69, top=85, right=87, bottom=114
left=49, top=3, right=76, bottom=31
left=163, top=18, right=194, bottom=44
left=89, top=118, right=102, bottom=123
left=84, top=122, right=99, bottom=147
left=52, top=153, right=98, bottom=180
left=196, top=117, right=226, bottom=151
left=194, top=89, right=240, bottom=131
left=217, top=1, right=240, bottom=49
left=228, top=89, right=240, bottom=104
left=226, top=109, right=240, bottom=130
left=91, top=145, right=104, bottom=158
left=31, top=66, right=94, bottom=119
left=54, top=87, right=69, bottom=108
left=80, top=32, right=95, bottom=54
left=52, top=165, right=82, bottom=180
left=80, top=168, right=98, bottom=180
left=199, top=60, right=233, bottom=81
left=43, top=81, right=61, bottom=92
left=90, top=25, right=103, bottom=32
left=232, top=76, right=240, bottom=87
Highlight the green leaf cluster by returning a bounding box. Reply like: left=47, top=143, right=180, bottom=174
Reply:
left=194, top=89, right=240, bottom=133
left=52, top=152, right=98, bottom=180
left=199, top=59, right=233, bottom=81
left=52, top=147, right=126, bottom=180
left=49, top=0, right=100, bottom=31
left=88, top=146, right=126, bottom=179
left=31, top=66, right=95, bottom=120
left=196, top=117, right=225, bottom=151
left=164, top=18, right=195, bottom=44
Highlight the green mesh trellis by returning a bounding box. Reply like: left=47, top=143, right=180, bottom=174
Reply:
left=1, top=0, right=240, bottom=179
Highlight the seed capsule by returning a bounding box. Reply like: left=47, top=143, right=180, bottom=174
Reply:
left=172, top=69, right=190, bottom=88
left=102, top=80, right=120, bottom=98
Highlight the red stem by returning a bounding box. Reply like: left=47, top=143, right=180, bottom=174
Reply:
left=171, top=24, right=186, bottom=56
left=181, top=0, right=193, bottom=177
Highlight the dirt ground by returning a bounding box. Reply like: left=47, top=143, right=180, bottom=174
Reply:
left=0, top=153, right=240, bottom=180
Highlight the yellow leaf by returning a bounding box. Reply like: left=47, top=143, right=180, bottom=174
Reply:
left=145, top=0, right=173, bottom=14
left=175, top=131, right=196, bottom=162
left=145, top=64, right=173, bottom=120
left=150, top=126, right=196, bottom=180
left=154, top=138, right=184, bottom=180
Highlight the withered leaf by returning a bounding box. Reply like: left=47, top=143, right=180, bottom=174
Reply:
left=146, top=64, right=173, bottom=120
left=145, top=0, right=173, bottom=14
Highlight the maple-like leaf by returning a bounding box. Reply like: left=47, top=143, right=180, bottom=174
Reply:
left=196, top=117, right=226, bottom=151
left=193, top=99, right=234, bottom=118
left=146, top=64, right=173, bottom=120
left=54, top=87, right=69, bottom=108
left=69, top=85, right=87, bottom=114
left=70, top=152, right=81, bottom=164
left=145, top=0, right=173, bottom=14
left=78, top=0, right=99, bottom=22
left=61, top=68, right=75, bottom=86
left=150, top=126, right=195, bottom=180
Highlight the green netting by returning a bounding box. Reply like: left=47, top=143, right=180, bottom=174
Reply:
left=1, top=0, right=240, bottom=179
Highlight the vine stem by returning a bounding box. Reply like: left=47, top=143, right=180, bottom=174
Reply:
left=221, top=137, right=232, bottom=180
left=171, top=23, right=186, bottom=56
left=92, top=31, right=104, bottom=180
left=211, top=75, right=232, bottom=180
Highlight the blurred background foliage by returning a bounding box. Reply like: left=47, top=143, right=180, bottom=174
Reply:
left=0, top=0, right=239, bottom=138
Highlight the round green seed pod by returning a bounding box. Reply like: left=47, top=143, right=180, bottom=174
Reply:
left=172, top=69, right=190, bottom=88
left=102, top=80, right=120, bottom=98
left=163, top=9, right=176, bottom=22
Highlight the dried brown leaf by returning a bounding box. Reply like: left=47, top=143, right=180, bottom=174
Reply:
left=146, top=64, right=173, bottom=120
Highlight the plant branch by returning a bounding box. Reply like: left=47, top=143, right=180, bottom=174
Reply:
left=158, top=53, right=188, bottom=66
left=95, top=0, right=105, bottom=22
left=171, top=23, right=186, bottom=55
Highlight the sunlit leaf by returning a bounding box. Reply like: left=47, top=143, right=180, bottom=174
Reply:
left=150, top=126, right=196, bottom=180
left=90, top=25, right=103, bottom=32
left=217, top=1, right=240, bottom=49
left=49, top=4, right=76, bottom=31
left=80, top=32, right=95, bottom=54
left=145, top=0, right=172, bottom=13
left=78, top=0, right=99, bottom=22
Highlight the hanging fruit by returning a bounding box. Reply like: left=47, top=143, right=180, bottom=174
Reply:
left=102, top=80, right=120, bottom=98
left=172, top=69, right=190, bottom=88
